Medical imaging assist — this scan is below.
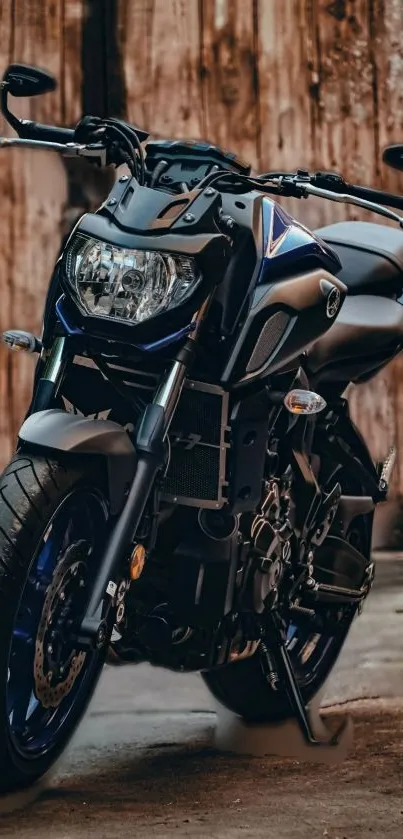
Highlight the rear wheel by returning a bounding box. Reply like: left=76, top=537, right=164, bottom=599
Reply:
left=0, top=454, right=110, bottom=792
left=203, top=474, right=372, bottom=722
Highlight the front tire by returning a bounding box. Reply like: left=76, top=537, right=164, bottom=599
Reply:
left=0, top=454, right=110, bottom=793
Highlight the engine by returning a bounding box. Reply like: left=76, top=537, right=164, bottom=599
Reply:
left=109, top=476, right=295, bottom=672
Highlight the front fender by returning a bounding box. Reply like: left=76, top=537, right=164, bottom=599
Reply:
left=18, top=409, right=137, bottom=514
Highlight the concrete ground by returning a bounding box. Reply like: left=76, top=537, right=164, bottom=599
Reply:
left=0, top=555, right=402, bottom=838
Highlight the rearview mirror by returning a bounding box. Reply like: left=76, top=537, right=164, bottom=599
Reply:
left=382, top=144, right=403, bottom=173
left=2, top=63, right=56, bottom=97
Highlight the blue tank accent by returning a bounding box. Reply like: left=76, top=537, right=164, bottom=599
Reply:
left=258, top=198, right=341, bottom=283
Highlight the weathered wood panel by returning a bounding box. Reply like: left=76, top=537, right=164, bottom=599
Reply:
left=1, top=0, right=403, bottom=498
left=118, top=0, right=403, bottom=496
left=118, top=0, right=205, bottom=139
left=200, top=1, right=260, bottom=166
left=0, top=1, right=83, bottom=466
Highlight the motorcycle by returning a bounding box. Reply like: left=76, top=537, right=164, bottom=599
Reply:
left=0, top=62, right=403, bottom=792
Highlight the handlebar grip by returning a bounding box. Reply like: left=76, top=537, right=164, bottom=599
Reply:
left=312, top=171, right=403, bottom=213
left=346, top=181, right=403, bottom=212
left=19, top=120, right=75, bottom=144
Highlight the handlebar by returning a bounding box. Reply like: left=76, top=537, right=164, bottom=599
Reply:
left=259, top=169, right=403, bottom=228
left=2, top=121, right=403, bottom=230
left=296, top=182, right=403, bottom=228
left=18, top=119, right=75, bottom=145
left=309, top=171, right=403, bottom=212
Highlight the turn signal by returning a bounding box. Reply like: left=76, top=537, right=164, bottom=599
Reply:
left=2, top=329, right=41, bottom=353
left=130, top=544, right=146, bottom=581
left=284, top=389, right=327, bottom=415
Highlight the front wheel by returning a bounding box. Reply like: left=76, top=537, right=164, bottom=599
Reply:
left=0, top=454, right=111, bottom=793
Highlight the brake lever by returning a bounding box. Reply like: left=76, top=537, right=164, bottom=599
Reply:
left=265, top=169, right=403, bottom=227
left=295, top=181, right=403, bottom=228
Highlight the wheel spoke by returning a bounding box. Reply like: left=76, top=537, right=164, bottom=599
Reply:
left=8, top=658, right=36, bottom=733
left=12, top=627, right=33, bottom=643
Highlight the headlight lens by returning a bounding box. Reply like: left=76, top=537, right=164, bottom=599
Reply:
left=66, top=236, right=202, bottom=324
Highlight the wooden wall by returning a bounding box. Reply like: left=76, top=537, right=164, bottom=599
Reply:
left=0, top=0, right=83, bottom=457
left=1, top=0, right=403, bottom=493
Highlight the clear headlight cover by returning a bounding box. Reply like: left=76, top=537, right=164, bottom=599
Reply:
left=67, top=236, right=202, bottom=325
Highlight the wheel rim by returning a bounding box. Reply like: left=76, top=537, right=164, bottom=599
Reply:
left=6, top=488, right=108, bottom=759
left=285, top=622, right=341, bottom=688
left=285, top=537, right=367, bottom=689
left=281, top=463, right=371, bottom=692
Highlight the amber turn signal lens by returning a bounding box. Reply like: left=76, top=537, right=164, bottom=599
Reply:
left=2, top=329, right=39, bottom=353
left=130, top=544, right=146, bottom=580
left=284, top=389, right=327, bottom=415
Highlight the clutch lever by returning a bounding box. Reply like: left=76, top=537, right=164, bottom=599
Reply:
left=0, top=136, right=108, bottom=166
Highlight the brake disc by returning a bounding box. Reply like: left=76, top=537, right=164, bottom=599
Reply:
left=34, top=542, right=87, bottom=709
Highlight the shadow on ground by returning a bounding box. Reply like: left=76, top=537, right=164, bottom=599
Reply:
left=0, top=706, right=402, bottom=839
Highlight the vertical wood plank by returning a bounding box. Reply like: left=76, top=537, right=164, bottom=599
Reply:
left=0, top=0, right=83, bottom=467
left=1, top=0, right=403, bottom=502
left=62, top=0, right=84, bottom=125
left=200, top=0, right=260, bottom=166
left=338, top=0, right=403, bottom=487
left=117, top=0, right=204, bottom=139
left=256, top=0, right=320, bottom=221
left=367, top=0, right=403, bottom=192
left=0, top=0, right=17, bottom=452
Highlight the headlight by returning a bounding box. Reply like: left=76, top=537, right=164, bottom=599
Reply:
left=65, top=236, right=202, bottom=325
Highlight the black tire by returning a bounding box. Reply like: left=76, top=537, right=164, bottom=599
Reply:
left=203, top=474, right=372, bottom=723
left=202, top=636, right=345, bottom=723
left=0, top=453, right=110, bottom=793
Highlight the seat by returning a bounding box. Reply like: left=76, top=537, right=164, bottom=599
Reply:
left=315, top=221, right=403, bottom=298
left=307, top=295, right=403, bottom=384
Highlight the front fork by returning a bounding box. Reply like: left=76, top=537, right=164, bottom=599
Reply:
left=28, top=335, right=66, bottom=416
left=75, top=297, right=211, bottom=649
left=18, top=296, right=208, bottom=649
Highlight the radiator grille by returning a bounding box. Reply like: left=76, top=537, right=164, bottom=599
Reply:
left=246, top=311, right=290, bottom=373
left=163, top=445, right=221, bottom=501
left=162, top=380, right=229, bottom=508
left=170, top=385, right=222, bottom=446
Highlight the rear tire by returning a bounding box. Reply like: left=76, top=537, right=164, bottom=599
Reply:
left=202, top=633, right=348, bottom=723
left=203, top=474, right=372, bottom=723
left=0, top=454, right=110, bottom=793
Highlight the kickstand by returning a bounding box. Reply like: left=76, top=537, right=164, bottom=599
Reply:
left=260, top=612, right=349, bottom=748
left=275, top=641, right=347, bottom=747
left=214, top=623, right=352, bottom=763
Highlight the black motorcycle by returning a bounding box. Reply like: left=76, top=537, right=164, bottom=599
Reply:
left=1, top=63, right=403, bottom=792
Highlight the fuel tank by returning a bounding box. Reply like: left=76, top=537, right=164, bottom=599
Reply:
left=258, top=198, right=341, bottom=283
left=220, top=196, right=346, bottom=387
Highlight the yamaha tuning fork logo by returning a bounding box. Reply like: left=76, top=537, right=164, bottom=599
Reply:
left=326, top=286, right=341, bottom=319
